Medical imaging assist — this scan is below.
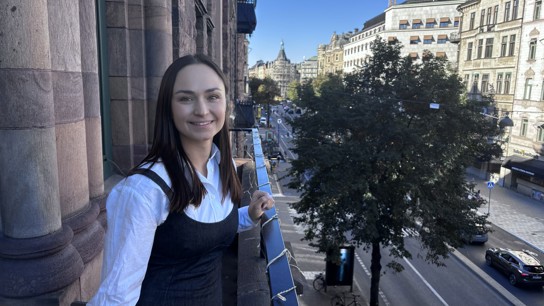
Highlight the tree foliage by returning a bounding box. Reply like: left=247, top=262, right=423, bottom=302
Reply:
left=288, top=38, right=501, bottom=305
left=286, top=80, right=300, bottom=102
left=248, top=77, right=281, bottom=106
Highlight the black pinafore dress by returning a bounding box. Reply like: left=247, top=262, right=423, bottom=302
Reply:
left=133, top=169, right=238, bottom=306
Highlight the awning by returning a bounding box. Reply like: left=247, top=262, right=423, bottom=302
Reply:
left=413, top=19, right=422, bottom=24
left=440, top=17, right=450, bottom=22
left=426, top=18, right=436, bottom=23
left=424, top=35, right=433, bottom=40
left=502, top=156, right=544, bottom=179
left=399, top=20, right=409, bottom=25
left=410, top=35, right=420, bottom=40
left=409, top=52, right=418, bottom=58
left=454, top=17, right=460, bottom=22
left=436, top=52, right=446, bottom=57
left=437, top=34, right=448, bottom=39
left=388, top=36, right=397, bottom=41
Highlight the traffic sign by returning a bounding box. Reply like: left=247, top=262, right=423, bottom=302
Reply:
left=487, top=181, right=495, bottom=189
left=277, top=119, right=282, bottom=124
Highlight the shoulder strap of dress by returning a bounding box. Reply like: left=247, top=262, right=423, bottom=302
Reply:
left=131, top=168, right=174, bottom=202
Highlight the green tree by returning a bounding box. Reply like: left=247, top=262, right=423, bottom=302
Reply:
left=288, top=38, right=501, bottom=306
left=248, top=77, right=280, bottom=127
left=286, top=80, right=300, bottom=102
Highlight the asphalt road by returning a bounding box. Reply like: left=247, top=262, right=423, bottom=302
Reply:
left=270, top=106, right=543, bottom=306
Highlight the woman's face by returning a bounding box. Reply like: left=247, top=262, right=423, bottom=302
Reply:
left=171, top=63, right=227, bottom=147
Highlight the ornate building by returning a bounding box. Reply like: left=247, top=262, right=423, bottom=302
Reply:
left=318, top=32, right=350, bottom=75
left=248, top=42, right=299, bottom=98
left=297, top=56, right=319, bottom=83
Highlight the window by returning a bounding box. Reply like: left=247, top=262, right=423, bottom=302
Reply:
left=493, top=5, right=499, bottom=24
left=521, top=118, right=528, bottom=137
left=482, top=74, right=490, bottom=93
left=464, top=74, right=470, bottom=88
left=508, top=35, right=516, bottom=56
left=480, top=9, right=486, bottom=26
left=477, top=39, right=484, bottom=58
left=410, top=36, right=420, bottom=44
left=437, top=34, right=448, bottom=44
left=473, top=74, right=480, bottom=91
left=487, top=7, right=492, bottom=25
left=335, top=54, right=339, bottom=61
left=504, top=73, right=511, bottom=94
left=424, top=35, right=433, bottom=44
left=524, top=78, right=533, bottom=99
left=467, top=42, right=473, bottom=60
left=413, top=19, right=422, bottom=29
left=496, top=73, right=503, bottom=94
left=529, top=39, right=537, bottom=60
left=426, top=18, right=436, bottom=28
left=501, top=36, right=508, bottom=56
left=485, top=38, right=494, bottom=58
left=470, top=12, right=476, bottom=29
left=537, top=126, right=544, bottom=142
left=536, top=1, right=542, bottom=20
left=439, top=17, right=450, bottom=28
left=505, top=2, right=511, bottom=22
left=513, top=0, right=519, bottom=19
left=399, top=20, right=409, bottom=29
left=454, top=17, right=460, bottom=27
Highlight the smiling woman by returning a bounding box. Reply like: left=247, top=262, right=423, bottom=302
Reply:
left=88, top=54, right=275, bottom=306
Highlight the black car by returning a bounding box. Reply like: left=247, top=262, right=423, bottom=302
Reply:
left=485, top=248, right=544, bottom=286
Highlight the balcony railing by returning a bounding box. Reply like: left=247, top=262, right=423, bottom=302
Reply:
left=237, top=0, right=257, bottom=34
left=231, top=128, right=299, bottom=305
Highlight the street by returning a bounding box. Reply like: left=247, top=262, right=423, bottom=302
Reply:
left=265, top=106, right=543, bottom=305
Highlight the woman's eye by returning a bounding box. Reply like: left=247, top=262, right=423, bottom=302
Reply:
left=208, top=95, right=220, bottom=101
left=178, top=96, right=192, bottom=102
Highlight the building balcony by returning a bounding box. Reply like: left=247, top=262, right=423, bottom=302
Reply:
left=449, top=32, right=460, bottom=44
left=237, top=0, right=257, bottom=34
left=228, top=128, right=301, bottom=305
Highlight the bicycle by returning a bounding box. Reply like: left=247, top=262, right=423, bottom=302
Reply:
left=330, top=292, right=361, bottom=306
left=312, top=272, right=326, bottom=292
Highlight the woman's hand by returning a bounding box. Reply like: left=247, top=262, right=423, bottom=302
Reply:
left=248, top=190, right=275, bottom=222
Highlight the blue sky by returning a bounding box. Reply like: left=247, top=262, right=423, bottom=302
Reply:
left=248, top=1, right=389, bottom=67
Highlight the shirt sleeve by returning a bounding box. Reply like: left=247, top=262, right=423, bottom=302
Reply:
left=88, top=182, right=165, bottom=306
left=237, top=206, right=259, bottom=232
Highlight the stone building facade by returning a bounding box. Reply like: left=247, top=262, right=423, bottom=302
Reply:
left=0, top=0, right=253, bottom=305
left=343, top=14, right=386, bottom=74
left=318, top=32, right=351, bottom=75
left=502, top=0, right=544, bottom=195
left=297, top=56, right=319, bottom=83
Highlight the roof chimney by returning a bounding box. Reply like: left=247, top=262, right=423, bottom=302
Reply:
left=388, top=0, right=397, bottom=7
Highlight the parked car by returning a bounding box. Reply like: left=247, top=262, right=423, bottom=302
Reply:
left=259, top=117, right=267, bottom=126
left=485, top=248, right=544, bottom=286
left=461, top=224, right=490, bottom=244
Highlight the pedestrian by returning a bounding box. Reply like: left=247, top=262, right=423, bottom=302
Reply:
left=88, top=54, right=275, bottom=305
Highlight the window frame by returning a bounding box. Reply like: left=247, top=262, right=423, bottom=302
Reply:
left=480, top=9, right=486, bottom=27
left=467, top=42, right=473, bottom=60
left=501, top=36, right=508, bottom=57
left=504, top=73, right=512, bottom=94
left=529, top=39, right=537, bottom=60
left=493, top=5, right=499, bottom=24
left=508, top=35, right=516, bottom=56
left=477, top=39, right=484, bottom=58
left=524, top=78, right=533, bottom=100
left=485, top=38, right=494, bottom=58
left=470, top=12, right=476, bottom=29
left=505, top=2, right=511, bottom=22
left=537, top=126, right=544, bottom=142
left=512, top=0, right=519, bottom=19
left=482, top=74, right=490, bottom=93
left=521, top=118, right=528, bottom=137
left=496, top=73, right=503, bottom=94
left=535, top=1, right=542, bottom=20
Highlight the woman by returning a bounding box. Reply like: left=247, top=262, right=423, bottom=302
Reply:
left=89, top=54, right=274, bottom=305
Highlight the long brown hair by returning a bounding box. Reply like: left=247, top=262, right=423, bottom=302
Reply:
left=131, top=54, right=242, bottom=212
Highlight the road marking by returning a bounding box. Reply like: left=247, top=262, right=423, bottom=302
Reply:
left=354, top=252, right=391, bottom=306
left=273, top=174, right=283, bottom=196
left=402, top=257, right=449, bottom=306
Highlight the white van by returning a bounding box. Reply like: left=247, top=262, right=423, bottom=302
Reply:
left=260, top=117, right=267, bottom=125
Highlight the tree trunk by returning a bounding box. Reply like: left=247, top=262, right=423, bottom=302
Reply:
left=369, top=241, right=382, bottom=306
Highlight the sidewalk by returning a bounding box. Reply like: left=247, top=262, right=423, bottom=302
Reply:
left=467, top=174, right=544, bottom=253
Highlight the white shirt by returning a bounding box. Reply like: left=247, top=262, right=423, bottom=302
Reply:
left=88, top=146, right=256, bottom=305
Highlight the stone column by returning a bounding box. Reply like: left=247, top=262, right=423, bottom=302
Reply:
left=144, top=0, right=172, bottom=147
left=0, top=0, right=84, bottom=302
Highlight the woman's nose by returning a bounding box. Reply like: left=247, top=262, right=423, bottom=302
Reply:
left=193, top=97, right=209, bottom=115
